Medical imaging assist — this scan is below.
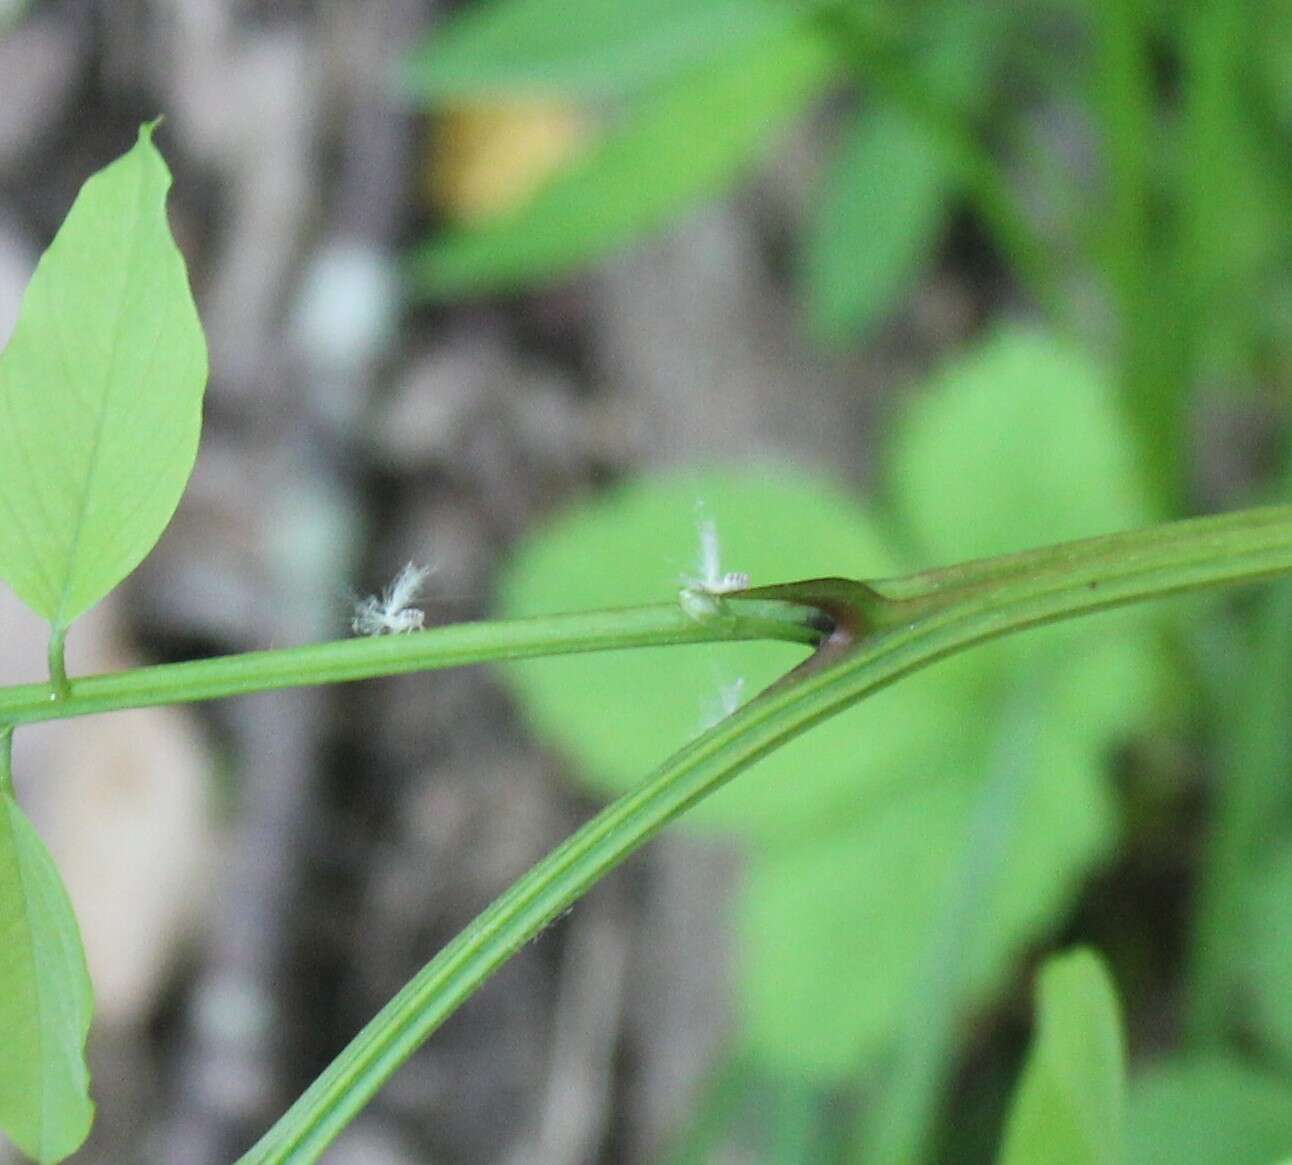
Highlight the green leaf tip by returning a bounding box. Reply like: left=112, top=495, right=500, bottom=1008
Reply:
left=0, top=122, right=208, bottom=630
left=998, top=948, right=1126, bottom=1165
left=0, top=793, right=95, bottom=1163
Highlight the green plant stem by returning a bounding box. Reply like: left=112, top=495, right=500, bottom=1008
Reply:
left=237, top=504, right=1292, bottom=1165
left=0, top=600, right=822, bottom=728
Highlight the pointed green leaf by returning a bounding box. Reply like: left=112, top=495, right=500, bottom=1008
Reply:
left=997, top=949, right=1126, bottom=1165
left=0, top=123, right=207, bottom=628
left=802, top=0, right=1007, bottom=340
left=803, top=106, right=953, bottom=341
left=410, top=25, right=837, bottom=297
left=0, top=793, right=94, bottom=1164
left=401, top=0, right=798, bottom=101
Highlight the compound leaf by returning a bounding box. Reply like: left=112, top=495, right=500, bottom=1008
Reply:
left=0, top=124, right=207, bottom=628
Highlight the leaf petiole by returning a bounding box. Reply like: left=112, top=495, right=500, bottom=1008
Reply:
left=0, top=598, right=824, bottom=728
left=46, top=628, right=70, bottom=700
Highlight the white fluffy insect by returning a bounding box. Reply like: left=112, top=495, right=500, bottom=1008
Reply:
left=690, top=517, right=750, bottom=594
left=677, top=512, right=750, bottom=725
left=351, top=562, right=432, bottom=636
left=680, top=514, right=750, bottom=623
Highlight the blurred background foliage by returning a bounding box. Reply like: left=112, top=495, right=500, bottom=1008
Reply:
left=411, top=0, right=1292, bottom=1160
left=6, top=0, right=1292, bottom=1162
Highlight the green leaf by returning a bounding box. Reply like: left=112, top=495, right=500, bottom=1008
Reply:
left=401, top=0, right=798, bottom=101
left=1188, top=578, right=1292, bottom=1044
left=726, top=334, right=1157, bottom=1080
left=800, top=0, right=1006, bottom=341
left=0, top=793, right=94, bottom=1163
left=996, top=949, right=1125, bottom=1165
left=1125, top=1056, right=1292, bottom=1165
left=410, top=24, right=837, bottom=297
left=738, top=707, right=1118, bottom=1079
left=803, top=106, right=953, bottom=341
left=889, top=326, right=1161, bottom=690
left=890, top=329, right=1152, bottom=565
left=1245, top=838, right=1292, bottom=1060
left=498, top=465, right=963, bottom=847
left=0, top=123, right=207, bottom=629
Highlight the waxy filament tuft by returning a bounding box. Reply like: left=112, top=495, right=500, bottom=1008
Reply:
left=352, top=563, right=432, bottom=636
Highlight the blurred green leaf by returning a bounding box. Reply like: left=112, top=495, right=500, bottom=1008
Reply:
left=1188, top=579, right=1292, bottom=1044
left=890, top=329, right=1152, bottom=565
left=1256, top=0, right=1292, bottom=134
left=889, top=327, right=1159, bottom=700
left=0, top=0, right=30, bottom=32
left=803, top=106, right=952, bottom=341
left=852, top=673, right=1058, bottom=1165
left=1125, top=1057, right=1292, bottom=1165
left=0, top=793, right=94, bottom=1164
left=739, top=709, right=1119, bottom=1079
left=1246, top=838, right=1292, bottom=1061
left=0, top=124, right=207, bottom=629
left=499, top=466, right=964, bottom=848
left=996, top=949, right=1126, bottom=1165
left=802, top=0, right=1006, bottom=341
left=410, top=24, right=837, bottom=298
left=1170, top=2, right=1287, bottom=392
left=401, top=0, right=799, bottom=102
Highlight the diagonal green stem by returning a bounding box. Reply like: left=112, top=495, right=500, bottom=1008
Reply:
left=236, top=504, right=1292, bottom=1165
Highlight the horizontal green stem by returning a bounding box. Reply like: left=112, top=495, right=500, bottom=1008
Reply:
left=0, top=600, right=821, bottom=727
left=238, top=504, right=1292, bottom=1165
